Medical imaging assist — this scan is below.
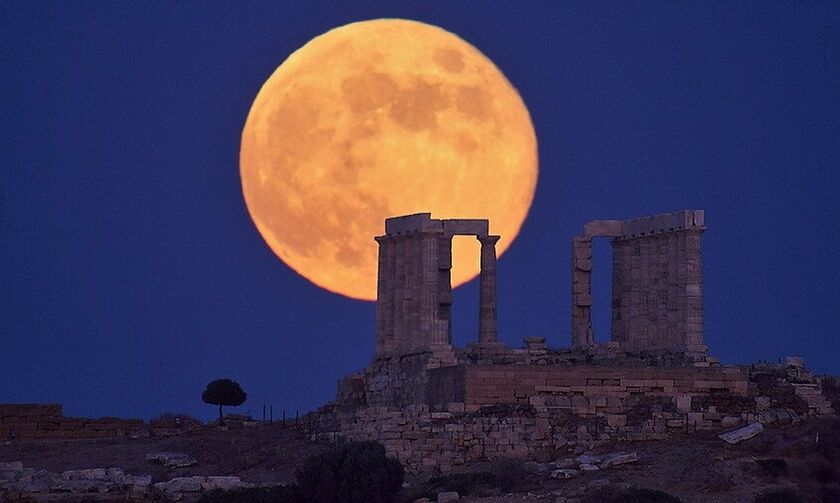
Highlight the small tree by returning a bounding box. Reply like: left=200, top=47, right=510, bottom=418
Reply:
left=202, top=378, right=247, bottom=423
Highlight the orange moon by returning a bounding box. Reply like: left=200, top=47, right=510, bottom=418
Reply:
left=240, top=19, right=538, bottom=301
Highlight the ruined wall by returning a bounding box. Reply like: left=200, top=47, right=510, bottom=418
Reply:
left=0, top=404, right=146, bottom=440
left=427, top=365, right=748, bottom=412
left=315, top=394, right=794, bottom=473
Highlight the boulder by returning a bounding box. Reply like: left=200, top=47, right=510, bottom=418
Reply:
left=550, top=458, right=577, bottom=469
left=551, top=468, right=580, bottom=479
left=0, top=462, right=23, bottom=471
left=719, top=422, right=764, bottom=444
left=602, top=451, right=638, bottom=467
left=202, top=476, right=243, bottom=491
left=579, top=464, right=600, bottom=472
left=438, top=491, right=460, bottom=502
left=575, top=454, right=601, bottom=465
left=155, top=476, right=206, bottom=494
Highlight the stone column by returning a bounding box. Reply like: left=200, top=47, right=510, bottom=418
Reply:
left=572, top=236, right=594, bottom=348
left=374, top=236, right=394, bottom=357
left=478, top=235, right=500, bottom=344
left=420, top=231, right=441, bottom=348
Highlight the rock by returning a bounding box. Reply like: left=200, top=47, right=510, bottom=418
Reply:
left=145, top=452, right=198, bottom=468
left=437, top=491, right=460, bottom=502
left=579, top=464, right=600, bottom=472
left=0, top=462, right=23, bottom=471
left=576, top=454, right=601, bottom=465
left=602, top=451, right=638, bottom=467
left=551, top=468, right=580, bottom=479
left=107, top=467, right=125, bottom=485
left=550, top=458, right=577, bottom=469
left=719, top=422, right=764, bottom=444
left=155, top=476, right=206, bottom=494
left=202, top=476, right=243, bottom=491
left=721, top=416, right=741, bottom=428
left=413, top=499, right=431, bottom=503
left=20, top=469, right=56, bottom=493
left=552, top=434, right=569, bottom=449
left=129, top=474, right=152, bottom=490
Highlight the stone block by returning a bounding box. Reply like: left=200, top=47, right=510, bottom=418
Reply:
left=446, top=402, right=465, bottom=413
left=601, top=451, right=638, bottom=467
left=551, top=468, right=579, bottom=479
left=719, top=423, right=764, bottom=444
left=202, top=476, right=243, bottom=491
left=584, top=220, right=623, bottom=238
left=606, top=415, right=627, bottom=427
left=437, top=491, right=460, bottom=502
left=675, top=395, right=692, bottom=413
left=0, top=461, right=23, bottom=471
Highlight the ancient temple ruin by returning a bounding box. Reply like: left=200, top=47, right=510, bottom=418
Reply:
left=321, top=209, right=835, bottom=474
left=373, top=213, right=500, bottom=358
left=338, top=209, right=723, bottom=411
left=572, top=209, right=707, bottom=354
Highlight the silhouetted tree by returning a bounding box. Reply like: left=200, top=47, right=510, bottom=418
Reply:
left=202, top=378, right=246, bottom=423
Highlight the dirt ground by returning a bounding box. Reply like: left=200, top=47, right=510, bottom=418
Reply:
left=2, top=417, right=839, bottom=502
left=0, top=424, right=323, bottom=485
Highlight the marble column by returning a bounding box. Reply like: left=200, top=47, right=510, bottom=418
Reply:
left=478, top=235, right=500, bottom=344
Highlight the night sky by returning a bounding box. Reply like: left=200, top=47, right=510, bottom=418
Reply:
left=2, top=2, right=838, bottom=421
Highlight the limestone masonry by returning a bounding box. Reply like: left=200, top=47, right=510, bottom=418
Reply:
left=320, top=210, right=835, bottom=472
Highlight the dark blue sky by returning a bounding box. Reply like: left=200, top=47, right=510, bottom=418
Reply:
left=2, top=2, right=838, bottom=421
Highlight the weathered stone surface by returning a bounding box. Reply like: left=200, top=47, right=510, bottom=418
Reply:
left=576, top=454, right=601, bottom=465
left=202, top=476, right=243, bottom=491
left=579, top=463, right=600, bottom=472
left=0, top=462, right=23, bottom=471
left=719, top=422, right=764, bottom=444
left=551, top=468, right=579, bottom=479
left=154, top=476, right=205, bottom=493
left=602, top=451, right=638, bottom=467
left=438, top=491, right=460, bottom=502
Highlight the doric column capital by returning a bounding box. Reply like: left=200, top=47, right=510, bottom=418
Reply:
left=477, top=234, right=501, bottom=245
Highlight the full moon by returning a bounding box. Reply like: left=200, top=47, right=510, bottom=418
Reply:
left=241, top=19, right=538, bottom=301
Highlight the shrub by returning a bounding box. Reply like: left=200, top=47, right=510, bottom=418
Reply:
left=755, top=458, right=788, bottom=477
left=295, top=440, right=404, bottom=503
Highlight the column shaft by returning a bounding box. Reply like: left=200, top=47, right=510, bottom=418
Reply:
left=478, top=235, right=500, bottom=344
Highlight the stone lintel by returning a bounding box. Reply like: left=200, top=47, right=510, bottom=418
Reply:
left=443, top=219, right=489, bottom=237
left=584, top=220, right=623, bottom=238
left=620, top=210, right=705, bottom=239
